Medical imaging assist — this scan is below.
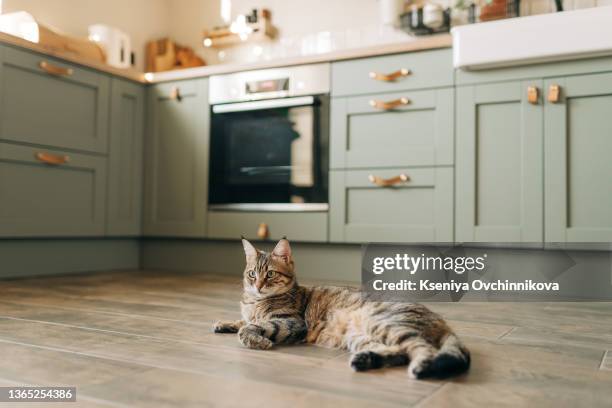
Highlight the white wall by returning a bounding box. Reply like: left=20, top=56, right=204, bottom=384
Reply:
left=2, top=0, right=170, bottom=70
left=2, top=0, right=414, bottom=66
left=164, top=0, right=221, bottom=67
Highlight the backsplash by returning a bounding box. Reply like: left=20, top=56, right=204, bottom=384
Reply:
left=174, top=0, right=414, bottom=65
left=196, top=0, right=612, bottom=65
left=212, top=25, right=412, bottom=65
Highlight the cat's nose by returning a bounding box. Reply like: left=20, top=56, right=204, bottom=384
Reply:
left=255, top=280, right=265, bottom=292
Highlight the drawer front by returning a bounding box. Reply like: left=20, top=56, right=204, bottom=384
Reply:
left=331, top=88, right=453, bottom=169
left=0, top=143, right=107, bottom=237
left=330, top=167, right=453, bottom=243
left=208, top=211, right=328, bottom=242
left=0, top=46, right=110, bottom=153
left=332, top=49, right=453, bottom=96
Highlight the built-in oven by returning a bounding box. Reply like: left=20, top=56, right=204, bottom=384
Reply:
left=208, top=64, right=330, bottom=212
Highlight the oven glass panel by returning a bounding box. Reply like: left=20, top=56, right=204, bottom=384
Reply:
left=209, top=99, right=327, bottom=205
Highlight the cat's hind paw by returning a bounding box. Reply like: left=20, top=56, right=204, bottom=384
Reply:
left=350, top=351, right=383, bottom=372
left=409, top=352, right=471, bottom=379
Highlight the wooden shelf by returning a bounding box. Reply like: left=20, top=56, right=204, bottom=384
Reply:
left=202, top=9, right=276, bottom=49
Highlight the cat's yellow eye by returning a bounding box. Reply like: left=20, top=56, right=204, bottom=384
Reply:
left=247, top=270, right=256, bottom=279
left=266, top=271, right=276, bottom=279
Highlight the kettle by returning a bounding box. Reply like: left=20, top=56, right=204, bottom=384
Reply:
left=88, top=24, right=132, bottom=68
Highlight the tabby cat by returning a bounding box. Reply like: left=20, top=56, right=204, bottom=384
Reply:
left=212, top=238, right=470, bottom=379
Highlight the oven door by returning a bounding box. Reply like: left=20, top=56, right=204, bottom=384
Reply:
left=209, top=95, right=329, bottom=211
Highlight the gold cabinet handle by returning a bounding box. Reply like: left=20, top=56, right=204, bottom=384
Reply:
left=368, top=173, right=410, bottom=187
left=257, top=223, right=269, bottom=240
left=548, top=84, right=561, bottom=103
left=35, top=152, right=70, bottom=165
left=369, top=68, right=411, bottom=82
left=369, top=97, right=410, bottom=110
left=39, top=61, right=73, bottom=77
left=527, top=86, right=539, bottom=105
left=169, top=86, right=182, bottom=101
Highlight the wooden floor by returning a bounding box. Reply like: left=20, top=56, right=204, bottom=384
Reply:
left=0, top=270, right=611, bottom=407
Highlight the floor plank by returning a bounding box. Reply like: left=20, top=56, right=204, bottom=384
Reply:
left=0, top=270, right=611, bottom=407
left=0, top=319, right=437, bottom=407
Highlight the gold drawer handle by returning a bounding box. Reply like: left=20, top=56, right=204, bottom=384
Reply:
left=169, top=86, right=182, bottom=101
left=39, top=61, right=73, bottom=77
left=368, top=173, right=410, bottom=187
left=369, top=68, right=411, bottom=82
left=369, top=97, right=410, bottom=110
left=257, top=223, right=269, bottom=240
left=35, top=152, right=70, bottom=165
left=548, top=84, right=561, bottom=103
left=527, top=86, right=539, bottom=105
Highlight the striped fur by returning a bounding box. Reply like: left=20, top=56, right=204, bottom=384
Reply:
left=213, top=238, right=470, bottom=379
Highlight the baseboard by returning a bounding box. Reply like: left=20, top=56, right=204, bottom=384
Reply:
left=141, top=238, right=363, bottom=282
left=141, top=239, right=612, bottom=299
left=0, top=239, right=140, bottom=279
left=4, top=238, right=611, bottom=300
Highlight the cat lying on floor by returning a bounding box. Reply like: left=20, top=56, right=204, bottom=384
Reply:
left=212, top=238, right=470, bottom=379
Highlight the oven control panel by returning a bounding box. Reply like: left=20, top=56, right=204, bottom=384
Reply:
left=209, top=63, right=330, bottom=104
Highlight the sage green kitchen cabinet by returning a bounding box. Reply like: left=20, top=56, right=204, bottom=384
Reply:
left=0, top=143, right=107, bottom=237
left=208, top=211, right=328, bottom=242
left=544, top=72, right=612, bottom=242
left=455, top=80, right=544, bottom=243
left=332, top=49, right=453, bottom=96
left=143, top=78, right=209, bottom=237
left=107, top=79, right=145, bottom=236
left=330, top=167, right=453, bottom=243
left=0, top=45, right=110, bottom=154
left=330, top=88, right=453, bottom=169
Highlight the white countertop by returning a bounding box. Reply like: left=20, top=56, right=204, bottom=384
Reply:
left=0, top=31, right=452, bottom=84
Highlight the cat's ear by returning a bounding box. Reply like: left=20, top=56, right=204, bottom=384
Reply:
left=241, top=237, right=257, bottom=259
left=272, top=237, right=292, bottom=262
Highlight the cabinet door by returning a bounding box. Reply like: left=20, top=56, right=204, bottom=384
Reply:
left=456, top=81, right=543, bottom=242
left=545, top=73, right=612, bottom=242
left=0, top=143, right=106, bottom=237
left=107, top=79, right=144, bottom=236
left=143, top=79, right=209, bottom=237
left=330, top=167, right=453, bottom=243
left=331, top=88, right=453, bottom=169
left=0, top=46, right=110, bottom=154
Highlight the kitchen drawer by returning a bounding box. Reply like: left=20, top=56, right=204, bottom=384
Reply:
left=331, top=88, right=453, bottom=169
left=0, top=143, right=107, bottom=237
left=208, top=211, right=328, bottom=242
left=0, top=46, right=110, bottom=153
left=332, top=48, right=453, bottom=97
left=330, top=167, right=453, bottom=243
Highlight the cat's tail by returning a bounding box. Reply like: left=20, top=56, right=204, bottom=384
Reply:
left=417, top=333, right=471, bottom=379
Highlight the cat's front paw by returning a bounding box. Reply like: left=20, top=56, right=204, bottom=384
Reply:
left=213, top=320, right=236, bottom=333
left=238, top=324, right=273, bottom=350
